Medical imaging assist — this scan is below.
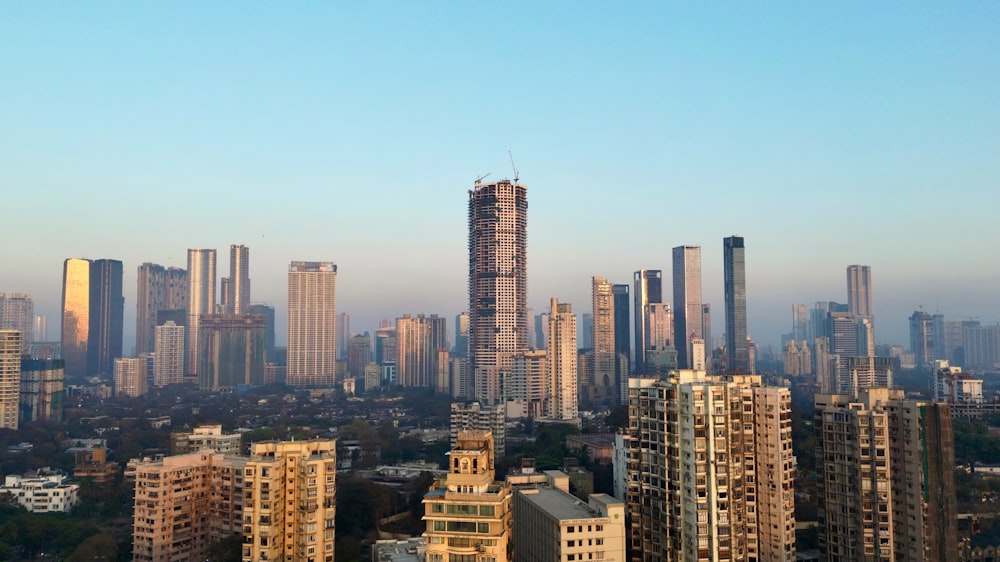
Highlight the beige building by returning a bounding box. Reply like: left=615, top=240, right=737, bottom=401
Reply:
left=627, top=370, right=796, bottom=562
left=513, top=471, right=626, bottom=562
left=509, top=350, right=549, bottom=419
left=153, top=320, right=185, bottom=386
left=0, top=330, right=21, bottom=429
left=814, top=389, right=957, bottom=562
left=591, top=276, right=617, bottom=405
left=114, top=357, right=147, bottom=398
left=287, top=261, right=338, bottom=388
left=548, top=298, right=578, bottom=421
left=132, top=451, right=246, bottom=562
left=186, top=249, right=217, bottom=376
left=241, top=439, right=337, bottom=562
left=451, top=402, right=506, bottom=460
left=171, top=424, right=243, bottom=455
left=422, top=431, right=512, bottom=562
left=396, top=314, right=448, bottom=388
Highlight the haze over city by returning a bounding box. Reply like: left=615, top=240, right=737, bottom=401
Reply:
left=2, top=3, right=998, bottom=350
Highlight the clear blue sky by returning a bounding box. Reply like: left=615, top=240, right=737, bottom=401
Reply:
left=1, top=2, right=998, bottom=351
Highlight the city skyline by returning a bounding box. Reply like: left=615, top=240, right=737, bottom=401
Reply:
left=2, top=4, right=998, bottom=351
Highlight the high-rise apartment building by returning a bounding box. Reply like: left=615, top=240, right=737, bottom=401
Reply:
left=153, top=321, right=185, bottom=386
left=347, top=333, right=372, bottom=378
left=723, top=236, right=750, bottom=374
left=814, top=389, right=957, bottom=561
left=548, top=298, right=578, bottom=421
left=633, top=270, right=662, bottom=375
left=114, top=357, right=147, bottom=397
left=612, top=284, right=630, bottom=397
left=535, top=313, right=549, bottom=351
left=0, top=293, right=33, bottom=352
left=422, top=431, right=512, bottom=562
left=33, top=315, right=47, bottom=343
left=61, top=259, right=123, bottom=377
left=792, top=304, right=809, bottom=342
left=18, top=358, right=64, bottom=423
left=186, top=249, right=217, bottom=376
left=846, top=265, right=873, bottom=323
left=701, top=303, right=712, bottom=353
left=468, top=179, right=528, bottom=405
left=672, top=246, right=703, bottom=369
left=0, top=331, right=20, bottom=429
left=510, top=350, right=548, bottom=418
left=241, top=440, right=337, bottom=562
left=135, top=263, right=188, bottom=355
left=374, top=327, right=397, bottom=366
left=132, top=451, right=246, bottom=562
left=909, top=310, right=936, bottom=368
left=287, top=261, right=337, bottom=387
left=627, top=370, right=796, bottom=562
left=450, top=402, right=506, bottom=459
left=396, top=314, right=448, bottom=388
left=198, top=313, right=266, bottom=391
left=226, top=244, right=250, bottom=314
left=592, top=277, right=617, bottom=405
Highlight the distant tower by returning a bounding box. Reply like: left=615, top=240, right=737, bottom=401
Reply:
left=136, top=263, right=188, bottom=355
left=154, top=321, right=185, bottom=387
left=468, top=179, right=528, bottom=405
left=0, top=330, right=20, bottom=429
left=61, top=258, right=91, bottom=377
left=0, top=293, right=33, bottom=353
left=89, top=259, right=124, bottom=376
left=337, top=313, right=350, bottom=361
left=286, top=261, right=337, bottom=387
left=186, top=249, right=217, bottom=376
left=548, top=298, right=578, bottom=421
left=227, top=245, right=250, bottom=314
left=701, top=303, right=712, bottom=352
left=396, top=314, right=447, bottom=388
left=612, top=284, right=630, bottom=401
left=453, top=312, right=469, bottom=358
left=846, top=265, right=873, bottom=322
left=592, top=277, right=616, bottom=404
left=198, top=313, right=266, bottom=391
left=672, top=246, right=703, bottom=369
left=792, top=304, right=809, bottom=341
left=633, top=270, right=662, bottom=374
left=723, top=236, right=750, bottom=374
left=33, top=315, right=47, bottom=343
left=114, top=357, right=147, bottom=397
left=248, top=304, right=275, bottom=361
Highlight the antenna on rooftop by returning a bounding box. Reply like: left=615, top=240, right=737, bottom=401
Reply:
left=508, top=151, right=519, bottom=183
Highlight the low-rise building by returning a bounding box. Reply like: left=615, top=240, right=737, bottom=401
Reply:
left=0, top=469, right=79, bottom=513
left=512, top=471, right=626, bottom=562
left=171, top=423, right=243, bottom=455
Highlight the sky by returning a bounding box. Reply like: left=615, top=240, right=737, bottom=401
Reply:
left=1, top=2, right=998, bottom=352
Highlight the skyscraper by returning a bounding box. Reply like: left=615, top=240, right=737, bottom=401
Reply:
left=287, top=261, right=337, bottom=388
left=453, top=312, right=469, bottom=358
left=548, top=298, right=578, bottom=421
left=114, top=357, right=147, bottom=397
left=18, top=358, right=64, bottom=423
left=61, top=258, right=91, bottom=377
left=846, top=265, right=873, bottom=322
left=701, top=303, right=712, bottom=353
left=468, top=178, right=528, bottom=405
left=226, top=244, right=250, bottom=314
left=633, top=269, right=662, bottom=375
left=672, top=246, right=703, bottom=369
left=724, top=236, right=750, bottom=374
left=792, top=303, right=809, bottom=342
left=88, top=259, right=124, bottom=376
left=248, top=303, right=275, bottom=361
left=909, top=310, right=936, bottom=367
left=135, top=263, right=187, bottom=355
left=592, top=277, right=616, bottom=404
left=0, top=293, right=33, bottom=353
left=612, top=283, right=630, bottom=402
left=0, top=330, right=20, bottom=429
left=186, top=249, right=217, bottom=376
left=337, top=312, right=350, bottom=361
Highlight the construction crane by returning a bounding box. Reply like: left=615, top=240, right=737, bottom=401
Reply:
left=508, top=151, right=519, bottom=183
left=475, top=172, right=491, bottom=184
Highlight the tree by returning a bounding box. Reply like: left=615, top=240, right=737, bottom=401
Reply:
left=66, top=532, right=117, bottom=562
left=207, top=534, right=243, bottom=562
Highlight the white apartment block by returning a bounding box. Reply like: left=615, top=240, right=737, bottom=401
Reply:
left=114, top=357, right=147, bottom=397
left=451, top=402, right=506, bottom=460
left=0, top=330, right=21, bottom=429
left=1, top=471, right=79, bottom=513
left=154, top=321, right=185, bottom=386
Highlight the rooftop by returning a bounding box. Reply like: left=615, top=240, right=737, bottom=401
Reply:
left=518, top=486, right=618, bottom=522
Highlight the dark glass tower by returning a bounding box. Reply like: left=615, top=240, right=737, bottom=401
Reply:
left=612, top=283, right=630, bottom=401
left=672, top=246, right=703, bottom=369
left=89, top=259, right=124, bottom=376
left=633, top=270, right=662, bottom=375
left=723, top=236, right=749, bottom=373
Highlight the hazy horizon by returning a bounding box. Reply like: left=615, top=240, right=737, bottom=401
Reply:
left=2, top=3, right=998, bottom=352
